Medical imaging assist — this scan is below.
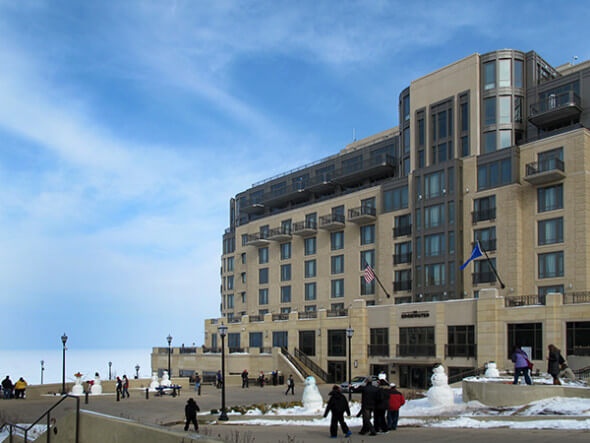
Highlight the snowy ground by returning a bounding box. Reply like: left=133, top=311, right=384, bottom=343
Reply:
left=0, top=424, right=46, bottom=442
left=464, top=374, right=588, bottom=388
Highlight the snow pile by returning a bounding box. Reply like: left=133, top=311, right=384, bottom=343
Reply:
left=427, top=365, right=454, bottom=407
left=0, top=424, right=47, bottom=442
left=429, top=417, right=590, bottom=430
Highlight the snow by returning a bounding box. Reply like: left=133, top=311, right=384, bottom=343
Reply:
left=0, top=424, right=47, bottom=442
left=429, top=417, right=590, bottom=430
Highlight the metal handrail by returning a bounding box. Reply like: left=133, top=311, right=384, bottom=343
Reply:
left=447, top=366, right=485, bottom=384
left=319, top=213, right=345, bottom=226
left=472, top=208, right=496, bottom=223
left=394, top=280, right=412, bottom=291
left=530, top=91, right=581, bottom=116
left=326, top=309, right=348, bottom=318
left=563, top=292, right=590, bottom=304
left=348, top=206, right=377, bottom=219
left=505, top=295, right=545, bottom=307
left=280, top=347, right=310, bottom=379
left=294, top=348, right=329, bottom=382
left=292, top=219, right=317, bottom=232
left=393, top=253, right=412, bottom=265
left=298, top=311, right=318, bottom=319
left=396, top=344, right=436, bottom=357
left=526, top=158, right=565, bottom=176
left=472, top=272, right=497, bottom=284
left=393, top=224, right=412, bottom=237
left=272, top=313, right=290, bottom=321
left=368, top=344, right=390, bottom=357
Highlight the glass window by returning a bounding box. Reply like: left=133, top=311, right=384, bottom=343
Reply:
left=438, top=111, right=447, bottom=139
left=448, top=201, right=455, bottom=224
left=438, top=143, right=447, bottom=162
left=280, top=264, right=291, bottom=281
left=538, top=218, right=563, bottom=246
left=514, top=60, right=524, bottom=88
left=280, top=286, right=291, bottom=303
left=272, top=331, right=288, bottom=348
left=418, top=118, right=425, bottom=146
left=415, top=208, right=421, bottom=231
left=425, top=263, right=445, bottom=286
left=484, top=97, right=496, bottom=125
left=259, top=268, right=269, bottom=284
left=361, top=276, right=375, bottom=295
left=331, top=255, right=344, bottom=274
left=539, top=285, right=564, bottom=297
left=449, top=231, right=455, bottom=254
left=484, top=131, right=496, bottom=153
left=425, top=233, right=445, bottom=256
left=418, top=149, right=425, bottom=168
left=461, top=136, right=469, bottom=157
left=331, top=279, right=344, bottom=298
left=280, top=242, right=291, bottom=260
left=538, top=184, right=563, bottom=212
left=425, top=171, right=444, bottom=199
left=499, top=130, right=511, bottom=149
left=241, top=234, right=248, bottom=246
left=403, top=95, right=410, bottom=121
left=241, top=252, right=246, bottom=264
left=227, top=294, right=234, bottom=309
left=508, top=323, right=542, bottom=360
left=415, top=265, right=422, bottom=288
left=499, top=59, right=511, bottom=87
left=415, top=237, right=422, bottom=259
left=304, top=259, right=316, bottom=278
left=227, top=275, right=234, bottom=290
left=305, top=282, right=317, bottom=300
left=360, top=249, right=375, bottom=269
left=539, top=251, right=564, bottom=279
left=299, top=330, right=316, bottom=356
left=566, top=322, right=590, bottom=356
left=360, top=224, right=375, bottom=245
left=258, top=288, right=268, bottom=305
left=403, top=129, right=410, bottom=154
left=258, top=247, right=268, bottom=264
left=499, top=96, right=511, bottom=123
left=249, top=332, right=263, bottom=348
left=304, top=237, right=317, bottom=255
left=330, top=231, right=344, bottom=250
left=484, top=61, right=496, bottom=90
left=328, top=330, right=347, bottom=357
left=514, top=96, right=523, bottom=122
left=461, top=102, right=469, bottom=132
left=383, top=186, right=408, bottom=212
left=424, top=204, right=444, bottom=229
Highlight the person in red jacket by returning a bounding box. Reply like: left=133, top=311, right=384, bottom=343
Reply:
left=386, top=383, right=405, bottom=431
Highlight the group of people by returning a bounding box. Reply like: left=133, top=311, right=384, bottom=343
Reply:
left=2, top=376, right=27, bottom=399
left=511, top=344, right=576, bottom=385
left=323, top=376, right=405, bottom=438
left=115, top=375, right=130, bottom=398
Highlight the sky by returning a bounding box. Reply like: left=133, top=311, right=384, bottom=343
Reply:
left=1, top=0, right=589, bottom=351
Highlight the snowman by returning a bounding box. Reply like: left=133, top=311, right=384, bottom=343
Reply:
left=484, top=362, right=500, bottom=378
left=302, top=376, right=323, bottom=412
left=149, top=372, right=160, bottom=391
left=427, top=365, right=454, bottom=407
left=90, top=372, right=103, bottom=395
left=160, top=370, right=172, bottom=387
left=71, top=373, right=84, bottom=396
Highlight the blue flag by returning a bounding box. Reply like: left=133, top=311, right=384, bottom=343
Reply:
left=460, top=242, right=483, bottom=270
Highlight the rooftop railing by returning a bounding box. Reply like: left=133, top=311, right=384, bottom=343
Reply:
left=326, top=309, right=348, bottom=318
left=505, top=295, right=545, bottom=307
left=298, top=311, right=318, bottom=319
left=530, top=91, right=581, bottom=117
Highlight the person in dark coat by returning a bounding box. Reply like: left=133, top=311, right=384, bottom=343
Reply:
left=386, top=383, right=405, bottom=431
left=511, top=346, right=532, bottom=385
left=184, top=398, right=200, bottom=431
left=323, top=385, right=352, bottom=438
left=115, top=377, right=123, bottom=398
left=285, top=374, right=295, bottom=395
left=122, top=375, right=130, bottom=398
left=241, top=369, right=249, bottom=388
left=194, top=373, right=201, bottom=395
left=547, top=344, right=564, bottom=385
left=356, top=380, right=378, bottom=436
left=374, top=379, right=390, bottom=433
left=2, top=376, right=14, bottom=399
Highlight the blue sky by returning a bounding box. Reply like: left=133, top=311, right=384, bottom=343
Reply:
left=1, top=0, right=589, bottom=350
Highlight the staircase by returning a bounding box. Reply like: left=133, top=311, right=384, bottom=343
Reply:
left=573, top=364, right=590, bottom=380
left=280, top=347, right=330, bottom=383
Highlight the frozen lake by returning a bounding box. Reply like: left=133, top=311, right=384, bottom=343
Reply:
left=0, top=349, right=152, bottom=384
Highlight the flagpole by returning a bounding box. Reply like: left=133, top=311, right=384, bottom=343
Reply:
left=370, top=266, right=391, bottom=299
left=477, top=241, right=505, bottom=289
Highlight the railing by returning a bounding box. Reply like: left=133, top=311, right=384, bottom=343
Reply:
left=573, top=365, right=590, bottom=380
left=294, top=348, right=329, bottom=382
left=202, top=346, right=220, bottom=353
left=326, top=309, right=348, bottom=318
left=249, top=315, right=264, bottom=322
left=472, top=272, right=496, bottom=284
left=396, top=344, right=436, bottom=357
left=570, top=347, right=590, bottom=356
left=526, top=158, right=565, bottom=176
left=472, top=208, right=496, bottom=223
left=272, top=313, right=290, bottom=321
left=269, top=226, right=292, bottom=237
left=292, top=219, right=317, bottom=232
left=414, top=292, right=459, bottom=302
left=393, top=224, right=412, bottom=237
left=280, top=347, right=310, bottom=379
left=246, top=232, right=269, bottom=243
left=393, top=252, right=412, bottom=265
left=156, top=347, right=169, bottom=354
left=229, top=347, right=245, bottom=353
left=505, top=295, right=545, bottom=307
left=394, top=280, right=412, bottom=291
left=228, top=316, right=242, bottom=324
left=259, top=347, right=272, bottom=354
left=298, top=311, right=318, bottom=319
left=348, top=206, right=376, bottom=219
left=445, top=344, right=477, bottom=358
left=179, top=347, right=197, bottom=354
left=368, top=344, right=390, bottom=357
left=447, top=367, right=485, bottom=384
left=1, top=394, right=80, bottom=443
left=529, top=91, right=581, bottom=116
left=473, top=239, right=496, bottom=252
left=319, top=213, right=345, bottom=226
left=563, top=292, right=590, bottom=304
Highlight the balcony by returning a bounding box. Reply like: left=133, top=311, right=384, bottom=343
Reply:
left=394, top=280, right=412, bottom=291
left=563, top=292, right=590, bottom=304
left=472, top=272, right=496, bottom=285
left=445, top=344, right=477, bottom=358
left=393, top=224, right=412, bottom=238
left=240, top=196, right=265, bottom=215
left=473, top=239, right=496, bottom=252
left=396, top=344, right=435, bottom=357
left=472, top=208, right=496, bottom=224
left=326, top=309, right=348, bottom=318
left=264, top=182, right=310, bottom=207
left=529, top=91, right=582, bottom=129
left=248, top=315, right=264, bottom=323
left=524, top=158, right=565, bottom=185
left=319, top=213, right=346, bottom=231
left=393, top=252, right=412, bottom=265
left=333, top=154, right=397, bottom=186
left=179, top=347, right=197, bottom=354
left=202, top=347, right=220, bottom=353
left=246, top=232, right=270, bottom=247
left=348, top=206, right=377, bottom=224
left=368, top=344, right=390, bottom=357
left=228, top=316, right=242, bottom=324
left=272, top=313, right=290, bottom=321
left=307, top=172, right=338, bottom=193
left=298, top=311, right=318, bottom=319
left=229, top=347, right=246, bottom=353
left=292, top=220, right=317, bottom=237
left=505, top=295, right=545, bottom=307
left=268, top=226, right=292, bottom=242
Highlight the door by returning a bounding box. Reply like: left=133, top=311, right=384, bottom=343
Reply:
left=328, top=361, right=346, bottom=383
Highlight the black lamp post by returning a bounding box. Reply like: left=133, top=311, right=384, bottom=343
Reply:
left=135, top=364, right=140, bottom=379
left=108, top=361, right=112, bottom=380
left=218, top=323, right=228, bottom=421
left=40, top=360, right=45, bottom=385
left=346, top=327, right=354, bottom=401
left=166, top=334, right=173, bottom=377
left=61, top=333, right=68, bottom=395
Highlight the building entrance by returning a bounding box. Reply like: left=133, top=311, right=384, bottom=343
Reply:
left=398, top=365, right=433, bottom=389
left=370, top=364, right=389, bottom=376
left=327, top=361, right=346, bottom=383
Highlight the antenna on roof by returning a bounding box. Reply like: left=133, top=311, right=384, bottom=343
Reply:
left=572, top=56, right=579, bottom=65
left=353, top=128, right=357, bottom=142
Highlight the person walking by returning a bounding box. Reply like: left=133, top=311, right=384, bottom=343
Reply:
left=258, top=371, right=265, bottom=388
left=241, top=369, right=249, bottom=388
left=547, top=344, right=564, bottom=385
left=272, top=370, right=278, bottom=386
left=14, top=377, right=27, bottom=399
left=386, top=383, right=405, bottom=431
left=216, top=370, right=222, bottom=389
left=324, top=385, right=352, bottom=439
left=511, top=346, right=533, bottom=385
left=285, top=374, right=295, bottom=395
left=122, top=375, right=130, bottom=398
left=184, top=398, right=200, bottom=431
left=116, top=376, right=123, bottom=398
left=2, top=376, right=13, bottom=399
left=194, top=373, right=201, bottom=395
left=357, top=380, right=378, bottom=436
left=374, top=379, right=390, bottom=433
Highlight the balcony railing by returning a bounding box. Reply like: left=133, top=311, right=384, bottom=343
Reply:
left=563, top=292, right=590, bottom=304
left=472, top=272, right=496, bottom=284
left=326, top=309, right=348, bottom=318
left=473, top=239, right=496, bottom=252
left=298, top=311, right=318, bottom=319
left=472, top=208, right=496, bottom=223
left=505, top=294, right=545, bottom=307
left=393, top=252, right=412, bottom=265
left=570, top=346, right=590, bottom=356
left=246, top=232, right=270, bottom=246
left=156, top=347, right=169, bottom=354
left=348, top=206, right=377, bottom=223
left=396, top=344, right=436, bottom=357
left=525, top=158, right=566, bottom=185
left=368, top=344, right=390, bottom=357
left=268, top=226, right=292, bottom=239
left=229, top=347, right=246, bottom=353
left=529, top=91, right=582, bottom=128
left=319, top=213, right=346, bottom=230
left=394, top=280, right=412, bottom=291
left=292, top=219, right=317, bottom=235
left=228, top=316, right=242, bottom=324
left=248, top=315, right=264, bottom=323
left=272, top=313, right=290, bottom=321
left=393, top=224, right=412, bottom=238
left=179, top=347, right=197, bottom=354
left=445, top=344, right=477, bottom=358
left=202, top=347, right=220, bottom=353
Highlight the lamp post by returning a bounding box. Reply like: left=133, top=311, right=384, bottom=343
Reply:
left=40, top=360, right=45, bottom=385
left=217, top=323, right=228, bottom=421
left=135, top=364, right=140, bottom=379
left=61, top=333, right=68, bottom=395
left=346, top=327, right=354, bottom=401
left=108, top=361, right=112, bottom=380
left=166, top=334, right=173, bottom=377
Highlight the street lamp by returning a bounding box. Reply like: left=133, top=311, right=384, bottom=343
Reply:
left=166, top=334, right=173, bottom=377
left=61, top=333, right=68, bottom=395
left=346, top=327, right=354, bottom=401
left=218, top=323, right=228, bottom=421
left=108, top=361, right=112, bottom=380
left=40, top=360, right=45, bottom=385
left=135, top=364, right=140, bottom=379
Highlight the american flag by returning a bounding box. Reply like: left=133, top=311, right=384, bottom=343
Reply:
left=364, top=265, right=375, bottom=284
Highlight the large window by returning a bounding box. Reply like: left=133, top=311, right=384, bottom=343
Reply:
left=328, top=330, right=346, bottom=357
left=305, top=282, right=317, bottom=300
left=394, top=241, right=412, bottom=264
left=484, top=131, right=496, bottom=153
left=425, top=171, right=444, bottom=199
left=538, top=218, right=563, bottom=245
left=228, top=333, right=240, bottom=350
left=473, top=195, right=496, bottom=222
left=508, top=323, right=542, bottom=360
left=473, top=258, right=496, bottom=284
left=424, top=204, right=444, bottom=229
left=331, top=231, right=344, bottom=250
left=280, top=242, right=291, bottom=260
left=226, top=275, right=234, bottom=290
left=273, top=331, right=288, bottom=349
left=566, top=322, right=590, bottom=356
left=475, top=227, right=497, bottom=251
left=514, top=60, right=523, bottom=88
left=447, top=325, right=476, bottom=358
left=259, top=268, right=269, bottom=284
left=360, top=224, right=375, bottom=245
left=499, top=96, right=511, bottom=123
left=499, top=59, right=511, bottom=87
left=538, top=184, right=563, bottom=212
left=331, top=255, right=344, bottom=274
left=258, top=288, right=268, bottom=305
left=484, top=97, right=496, bottom=125
left=484, top=61, right=496, bottom=90
left=425, top=263, right=445, bottom=286
left=538, top=251, right=564, bottom=279
left=227, top=293, right=234, bottom=309
left=304, top=237, right=317, bottom=255
left=331, top=279, right=344, bottom=298
left=280, top=264, right=291, bottom=281
left=258, top=247, right=269, bottom=264
left=360, top=250, right=375, bottom=269
left=399, top=327, right=435, bottom=356
left=299, top=331, right=316, bottom=356
left=249, top=332, right=263, bottom=349
left=383, top=186, right=408, bottom=212
left=280, top=286, right=291, bottom=303
left=304, top=259, right=316, bottom=278
left=369, top=328, right=389, bottom=356
left=478, top=158, right=512, bottom=190
left=425, top=233, right=445, bottom=256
